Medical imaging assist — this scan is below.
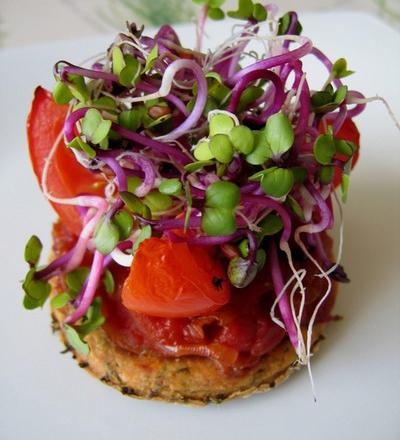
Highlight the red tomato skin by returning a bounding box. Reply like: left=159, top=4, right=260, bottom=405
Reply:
left=122, top=238, right=231, bottom=318
left=26, top=86, right=104, bottom=235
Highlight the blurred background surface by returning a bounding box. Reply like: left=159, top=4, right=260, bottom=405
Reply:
left=1, top=0, right=399, bottom=47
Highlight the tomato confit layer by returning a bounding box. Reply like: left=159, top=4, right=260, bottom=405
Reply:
left=53, top=221, right=336, bottom=371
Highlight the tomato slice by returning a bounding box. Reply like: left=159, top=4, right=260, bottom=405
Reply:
left=319, top=118, right=360, bottom=187
left=122, top=237, right=231, bottom=318
left=27, top=87, right=104, bottom=235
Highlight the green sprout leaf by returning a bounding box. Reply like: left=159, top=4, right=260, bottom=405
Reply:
left=227, top=256, right=258, bottom=288
left=143, top=44, right=158, bottom=73
left=257, top=214, right=283, bottom=240
left=260, top=167, right=294, bottom=198
left=229, top=125, right=255, bottom=154
left=23, top=293, right=45, bottom=310
left=264, top=112, right=294, bottom=157
left=64, top=324, right=89, bottom=356
left=159, top=178, right=183, bottom=196
left=209, top=134, right=234, bottom=164
left=248, top=166, right=277, bottom=182
left=67, top=74, right=89, bottom=103
left=313, top=134, right=336, bottom=165
left=22, top=268, right=51, bottom=303
left=144, top=191, right=173, bottom=213
left=194, top=140, right=214, bottom=161
left=205, top=181, right=240, bottom=209
left=208, top=7, right=225, bottom=20
left=112, top=210, right=133, bottom=241
left=120, top=191, right=148, bottom=217
left=278, top=12, right=302, bottom=35
left=51, top=292, right=71, bottom=309
left=237, top=85, right=264, bottom=112
left=286, top=195, right=305, bottom=220
left=53, top=80, right=73, bottom=105
left=78, top=297, right=105, bottom=337
left=228, top=0, right=253, bottom=19
left=252, top=3, right=267, bottom=21
left=184, top=160, right=215, bottom=173
left=256, top=248, right=267, bottom=270
left=102, top=269, right=115, bottom=294
left=335, top=139, right=355, bottom=157
left=81, top=109, right=111, bottom=145
left=92, top=96, right=118, bottom=111
left=24, top=235, right=42, bottom=267
left=238, top=239, right=249, bottom=258
left=112, top=46, right=126, bottom=75
left=118, top=107, right=145, bottom=132
left=341, top=158, right=352, bottom=203
left=209, top=113, right=236, bottom=136
left=184, top=181, right=193, bottom=232
left=68, top=136, right=96, bottom=158
left=94, top=218, right=120, bottom=255
left=319, top=165, right=335, bottom=185
left=332, top=58, right=354, bottom=79
left=119, top=55, right=141, bottom=87
left=66, top=267, right=90, bottom=293
left=245, top=131, right=272, bottom=165
left=132, top=225, right=152, bottom=253
left=334, top=85, right=348, bottom=105
left=202, top=207, right=237, bottom=236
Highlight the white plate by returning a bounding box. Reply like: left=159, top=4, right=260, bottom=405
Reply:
left=0, top=11, right=399, bottom=440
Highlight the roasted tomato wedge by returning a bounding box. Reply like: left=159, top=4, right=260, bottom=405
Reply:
left=122, top=237, right=231, bottom=318
left=319, top=118, right=360, bottom=187
left=27, top=87, right=105, bottom=235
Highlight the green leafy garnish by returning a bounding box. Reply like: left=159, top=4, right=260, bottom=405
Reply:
left=78, top=297, right=105, bottom=337
left=205, top=181, right=240, bottom=209
left=144, top=191, right=173, bottom=213
left=278, top=12, right=302, bottom=36
left=227, top=256, right=258, bottom=288
left=68, top=136, right=96, bottom=158
left=120, top=191, right=149, bottom=217
left=94, top=218, right=120, bottom=255
left=260, top=167, right=294, bottom=198
left=64, top=324, right=90, bottom=356
left=209, top=113, right=235, bottom=136
left=202, top=207, right=237, bottom=236
left=112, top=210, right=133, bottom=241
left=245, top=131, right=272, bottom=165
left=24, top=235, right=42, bottom=267
left=53, top=80, right=73, bottom=105
left=159, top=178, right=183, bottom=196
left=81, top=109, right=112, bottom=145
left=286, top=195, right=305, bottom=220
left=313, top=134, right=336, bottom=165
left=118, top=107, right=145, bottom=132
left=264, top=112, right=294, bottom=157
left=209, top=134, right=234, bottom=164
left=102, top=269, right=115, bottom=294
left=257, top=214, right=283, bottom=239
left=143, top=44, right=158, bottom=73
left=194, top=140, right=214, bottom=161
left=229, top=125, right=254, bottom=154
left=332, top=58, right=354, bottom=79
left=66, top=267, right=90, bottom=293
left=132, top=225, right=152, bottom=253
left=22, top=269, right=51, bottom=304
left=51, top=292, right=71, bottom=309
left=184, top=160, right=215, bottom=173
